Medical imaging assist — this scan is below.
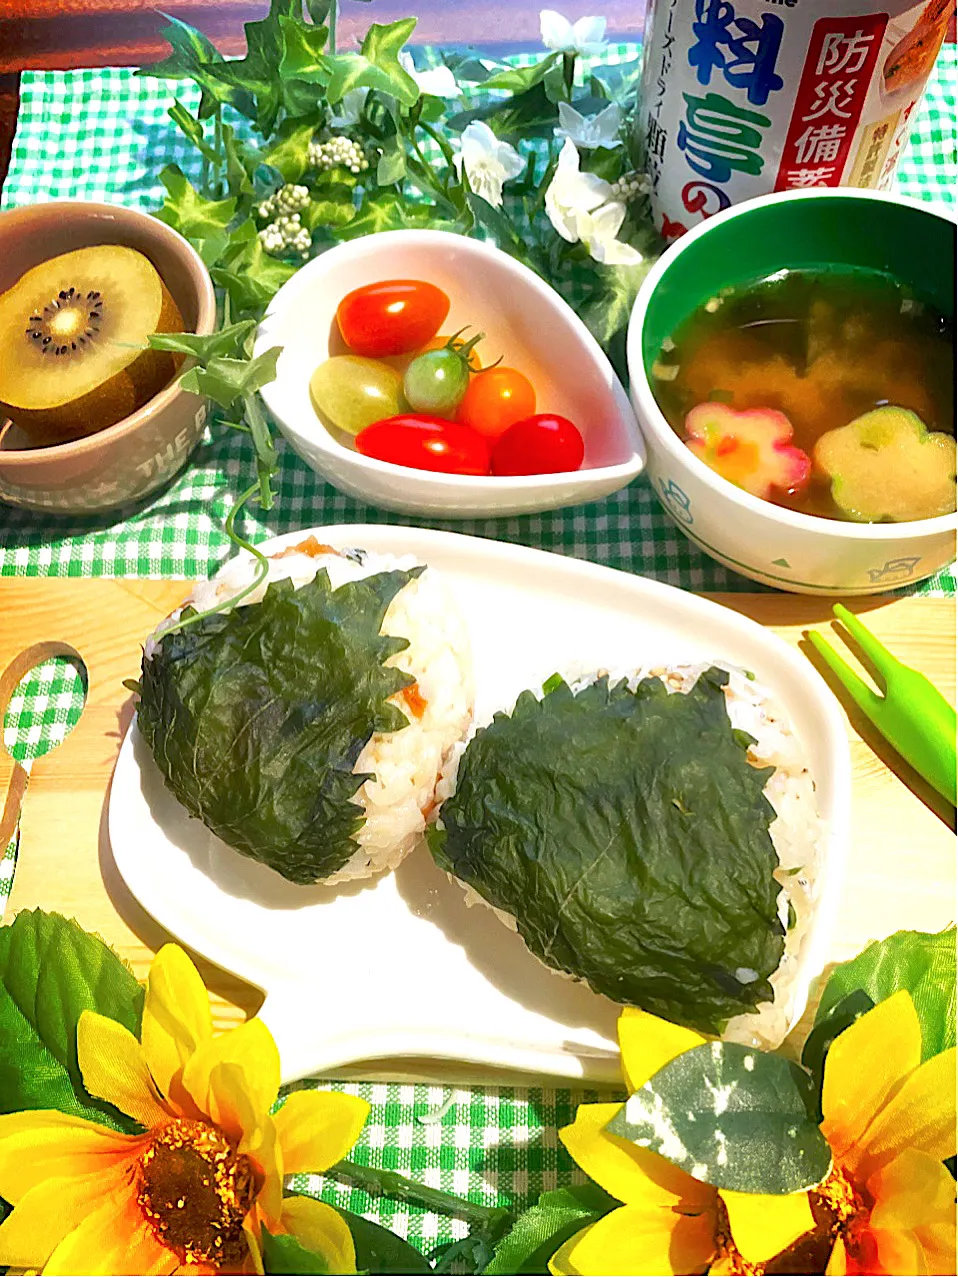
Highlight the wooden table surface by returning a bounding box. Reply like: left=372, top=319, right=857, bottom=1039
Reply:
left=1, top=578, right=953, bottom=1071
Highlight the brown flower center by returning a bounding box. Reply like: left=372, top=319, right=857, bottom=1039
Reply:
left=135, top=1118, right=256, bottom=1269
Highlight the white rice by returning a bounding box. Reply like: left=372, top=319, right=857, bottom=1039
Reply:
left=434, top=661, right=822, bottom=1050
left=147, top=540, right=474, bottom=884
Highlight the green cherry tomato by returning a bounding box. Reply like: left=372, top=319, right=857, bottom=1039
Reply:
left=310, top=355, right=407, bottom=436
left=403, top=331, right=485, bottom=418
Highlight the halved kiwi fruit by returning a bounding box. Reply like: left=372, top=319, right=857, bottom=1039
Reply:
left=0, top=245, right=185, bottom=446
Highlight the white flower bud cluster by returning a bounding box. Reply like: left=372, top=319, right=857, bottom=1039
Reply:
left=257, top=183, right=310, bottom=220
left=257, top=184, right=312, bottom=257
left=609, top=172, right=650, bottom=202
left=307, top=135, right=369, bottom=175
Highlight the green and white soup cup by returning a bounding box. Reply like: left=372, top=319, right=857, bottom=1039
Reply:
left=626, top=188, right=957, bottom=595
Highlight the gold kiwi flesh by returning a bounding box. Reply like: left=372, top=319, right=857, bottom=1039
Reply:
left=0, top=245, right=185, bottom=445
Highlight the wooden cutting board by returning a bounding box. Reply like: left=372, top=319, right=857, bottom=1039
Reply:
left=1, top=577, right=954, bottom=1061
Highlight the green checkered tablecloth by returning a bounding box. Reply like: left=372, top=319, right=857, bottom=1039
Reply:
left=0, top=42, right=955, bottom=1266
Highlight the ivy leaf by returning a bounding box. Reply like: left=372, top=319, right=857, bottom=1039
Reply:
left=336, top=191, right=435, bottom=240
left=260, top=113, right=318, bottom=183
left=377, top=135, right=407, bottom=186
left=278, top=14, right=330, bottom=84
left=262, top=1226, right=329, bottom=1274
left=481, top=52, right=560, bottom=94
left=482, top=1184, right=617, bottom=1275
left=607, top=1042, right=832, bottom=1194
left=178, top=347, right=282, bottom=408
left=580, top=260, right=649, bottom=349
left=167, top=99, right=218, bottom=164
left=335, top=1207, right=431, bottom=1274
left=305, top=0, right=335, bottom=22
left=324, top=19, right=420, bottom=108
left=222, top=121, right=261, bottom=199
left=203, top=0, right=304, bottom=134
left=303, top=171, right=358, bottom=231
left=466, top=192, right=536, bottom=267
left=813, top=927, right=957, bottom=1062
left=211, top=224, right=299, bottom=314
left=0, top=910, right=144, bottom=1132
left=154, top=165, right=237, bottom=267
left=149, top=319, right=258, bottom=363
left=140, top=14, right=255, bottom=118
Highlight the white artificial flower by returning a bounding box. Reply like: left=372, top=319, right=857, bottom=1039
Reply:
left=329, top=88, right=368, bottom=127
left=554, top=101, right=623, bottom=150
left=540, top=9, right=608, bottom=56
left=545, top=138, right=641, bottom=264
left=453, top=121, right=524, bottom=208
left=399, top=52, right=460, bottom=98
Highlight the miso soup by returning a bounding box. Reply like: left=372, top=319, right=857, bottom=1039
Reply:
left=651, top=268, right=956, bottom=523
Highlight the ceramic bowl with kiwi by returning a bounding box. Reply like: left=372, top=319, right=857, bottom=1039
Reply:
left=0, top=202, right=216, bottom=515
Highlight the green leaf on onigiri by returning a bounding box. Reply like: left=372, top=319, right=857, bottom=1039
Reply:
left=430, top=669, right=785, bottom=1034
left=136, top=566, right=422, bottom=884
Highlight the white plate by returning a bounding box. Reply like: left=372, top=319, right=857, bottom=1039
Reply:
left=109, top=526, right=851, bottom=1084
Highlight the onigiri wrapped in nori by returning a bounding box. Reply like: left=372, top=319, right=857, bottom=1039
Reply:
left=136, top=538, right=474, bottom=885
left=429, top=662, right=823, bottom=1047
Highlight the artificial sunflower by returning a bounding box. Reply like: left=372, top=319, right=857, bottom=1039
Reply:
left=0, top=945, right=370, bottom=1275
left=551, top=992, right=956, bottom=1276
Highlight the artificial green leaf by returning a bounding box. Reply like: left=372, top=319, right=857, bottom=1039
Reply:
left=607, top=1042, right=832, bottom=1194
left=278, top=14, right=330, bottom=84
left=324, top=19, right=420, bottom=108
left=450, top=84, right=560, bottom=141
left=336, top=191, right=436, bottom=240
left=168, top=99, right=218, bottom=163
left=154, top=165, right=237, bottom=266
left=334, top=1207, right=431, bottom=1275
left=136, top=568, right=422, bottom=884
left=482, top=52, right=560, bottom=94
left=261, top=112, right=319, bottom=183
left=211, top=225, right=300, bottom=313
left=305, top=0, right=334, bottom=22
left=813, top=927, right=957, bottom=1061
left=178, top=346, right=282, bottom=407
left=303, top=171, right=358, bottom=231
left=222, top=120, right=261, bottom=199
left=0, top=910, right=144, bottom=1131
left=140, top=14, right=255, bottom=118
left=802, top=988, right=875, bottom=1118
left=482, top=1184, right=617, bottom=1275
left=466, top=192, right=535, bottom=266
left=430, top=670, right=786, bottom=1034
left=149, top=320, right=258, bottom=364
left=203, top=0, right=303, bottom=134
left=262, top=1226, right=329, bottom=1274
left=377, top=135, right=407, bottom=186
left=581, top=260, right=650, bottom=349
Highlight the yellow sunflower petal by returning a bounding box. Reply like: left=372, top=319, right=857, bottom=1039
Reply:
left=280, top=1196, right=357, bottom=1275
left=203, top=1062, right=283, bottom=1228
left=141, top=945, right=213, bottom=1099
left=547, top=1202, right=715, bottom=1277
left=77, top=1011, right=170, bottom=1130
left=559, top=1102, right=712, bottom=1209
left=820, top=990, right=922, bottom=1163
left=273, top=1091, right=370, bottom=1175
left=42, top=1195, right=176, bottom=1276
left=720, top=1189, right=815, bottom=1265
left=824, top=1235, right=847, bottom=1275
left=243, top=1217, right=265, bottom=1277
left=0, top=1162, right=134, bottom=1268
left=850, top=1046, right=957, bottom=1179
left=871, top=1227, right=929, bottom=1275
left=914, top=1222, right=958, bottom=1277
left=868, top=1148, right=957, bottom=1233
left=617, top=1008, right=707, bottom=1093
left=181, top=1019, right=280, bottom=1136
left=0, top=1110, right=145, bottom=1203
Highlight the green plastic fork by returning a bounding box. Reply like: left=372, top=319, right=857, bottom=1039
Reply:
left=807, top=604, right=957, bottom=808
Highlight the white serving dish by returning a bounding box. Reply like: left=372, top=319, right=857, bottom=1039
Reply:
left=627, top=189, right=957, bottom=595
left=109, top=526, right=851, bottom=1085
left=254, top=230, right=645, bottom=517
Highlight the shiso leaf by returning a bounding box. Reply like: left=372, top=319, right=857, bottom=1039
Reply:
left=430, top=669, right=785, bottom=1034
left=606, top=1040, right=831, bottom=1194
left=137, top=566, right=422, bottom=884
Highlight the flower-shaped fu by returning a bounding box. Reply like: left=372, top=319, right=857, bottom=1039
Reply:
left=553, top=995, right=956, bottom=1275
left=0, top=946, right=370, bottom=1275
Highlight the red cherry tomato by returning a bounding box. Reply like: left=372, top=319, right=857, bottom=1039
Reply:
left=336, top=280, right=450, bottom=357
left=456, top=367, right=537, bottom=441
left=491, top=414, right=585, bottom=476
left=356, top=414, right=490, bottom=476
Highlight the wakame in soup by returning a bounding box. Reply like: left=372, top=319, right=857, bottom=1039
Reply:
left=651, top=268, right=956, bottom=523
